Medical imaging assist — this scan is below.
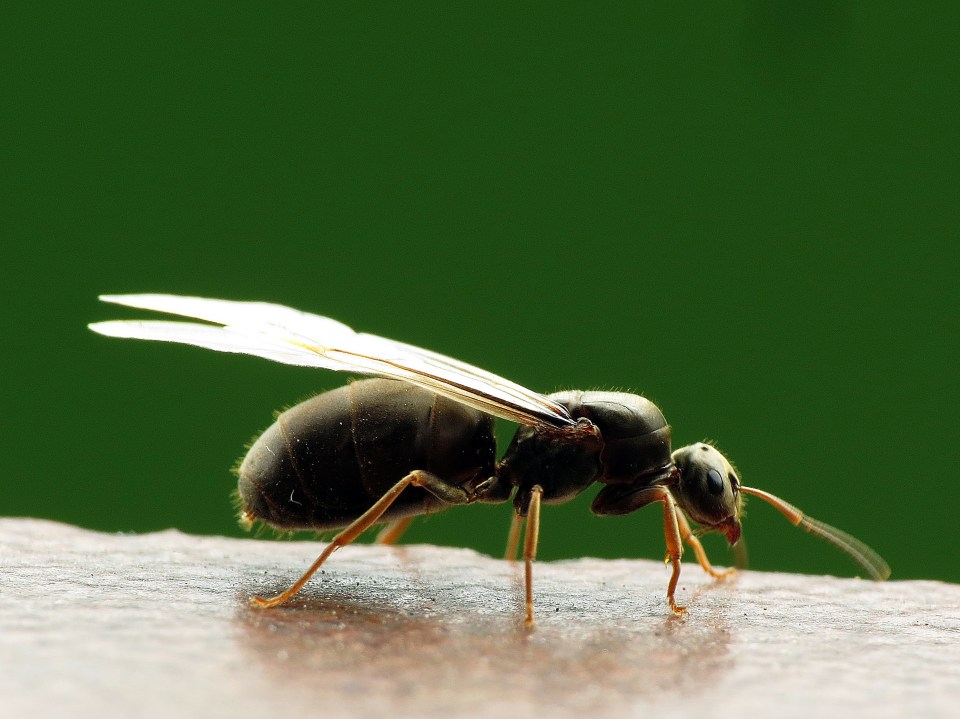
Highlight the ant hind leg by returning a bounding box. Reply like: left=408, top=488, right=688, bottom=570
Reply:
left=252, top=469, right=476, bottom=609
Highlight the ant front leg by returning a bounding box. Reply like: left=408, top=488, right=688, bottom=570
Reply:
left=591, top=484, right=687, bottom=616
left=675, top=509, right=735, bottom=581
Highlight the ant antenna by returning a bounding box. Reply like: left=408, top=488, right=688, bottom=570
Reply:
left=739, top=486, right=891, bottom=581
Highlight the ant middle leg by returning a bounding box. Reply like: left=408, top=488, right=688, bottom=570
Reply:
left=522, top=485, right=543, bottom=626
left=376, top=516, right=415, bottom=545
left=504, top=511, right=523, bottom=561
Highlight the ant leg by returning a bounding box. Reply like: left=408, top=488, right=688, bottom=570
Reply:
left=376, top=516, right=414, bottom=545
left=252, top=469, right=467, bottom=609
left=523, top=485, right=543, bottom=626
left=591, top=485, right=686, bottom=615
left=657, top=489, right=687, bottom=616
left=676, top=509, right=735, bottom=581
left=504, top=511, right=523, bottom=561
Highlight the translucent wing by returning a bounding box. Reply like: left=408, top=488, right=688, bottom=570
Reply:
left=89, top=294, right=574, bottom=429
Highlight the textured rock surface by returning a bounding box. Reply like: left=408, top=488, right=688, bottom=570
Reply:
left=2, top=518, right=957, bottom=718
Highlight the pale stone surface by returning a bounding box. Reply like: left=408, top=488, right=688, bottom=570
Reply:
left=1, top=518, right=957, bottom=718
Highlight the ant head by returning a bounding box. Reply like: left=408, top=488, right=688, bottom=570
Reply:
left=671, top=442, right=742, bottom=544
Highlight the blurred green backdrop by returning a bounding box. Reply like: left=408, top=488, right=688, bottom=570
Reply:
left=3, top=3, right=957, bottom=583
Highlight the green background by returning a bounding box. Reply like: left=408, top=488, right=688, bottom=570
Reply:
left=3, top=3, right=957, bottom=583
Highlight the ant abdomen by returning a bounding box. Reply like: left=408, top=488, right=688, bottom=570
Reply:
left=238, top=379, right=500, bottom=531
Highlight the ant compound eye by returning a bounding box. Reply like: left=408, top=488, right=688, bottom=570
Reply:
left=706, top=468, right=725, bottom=496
